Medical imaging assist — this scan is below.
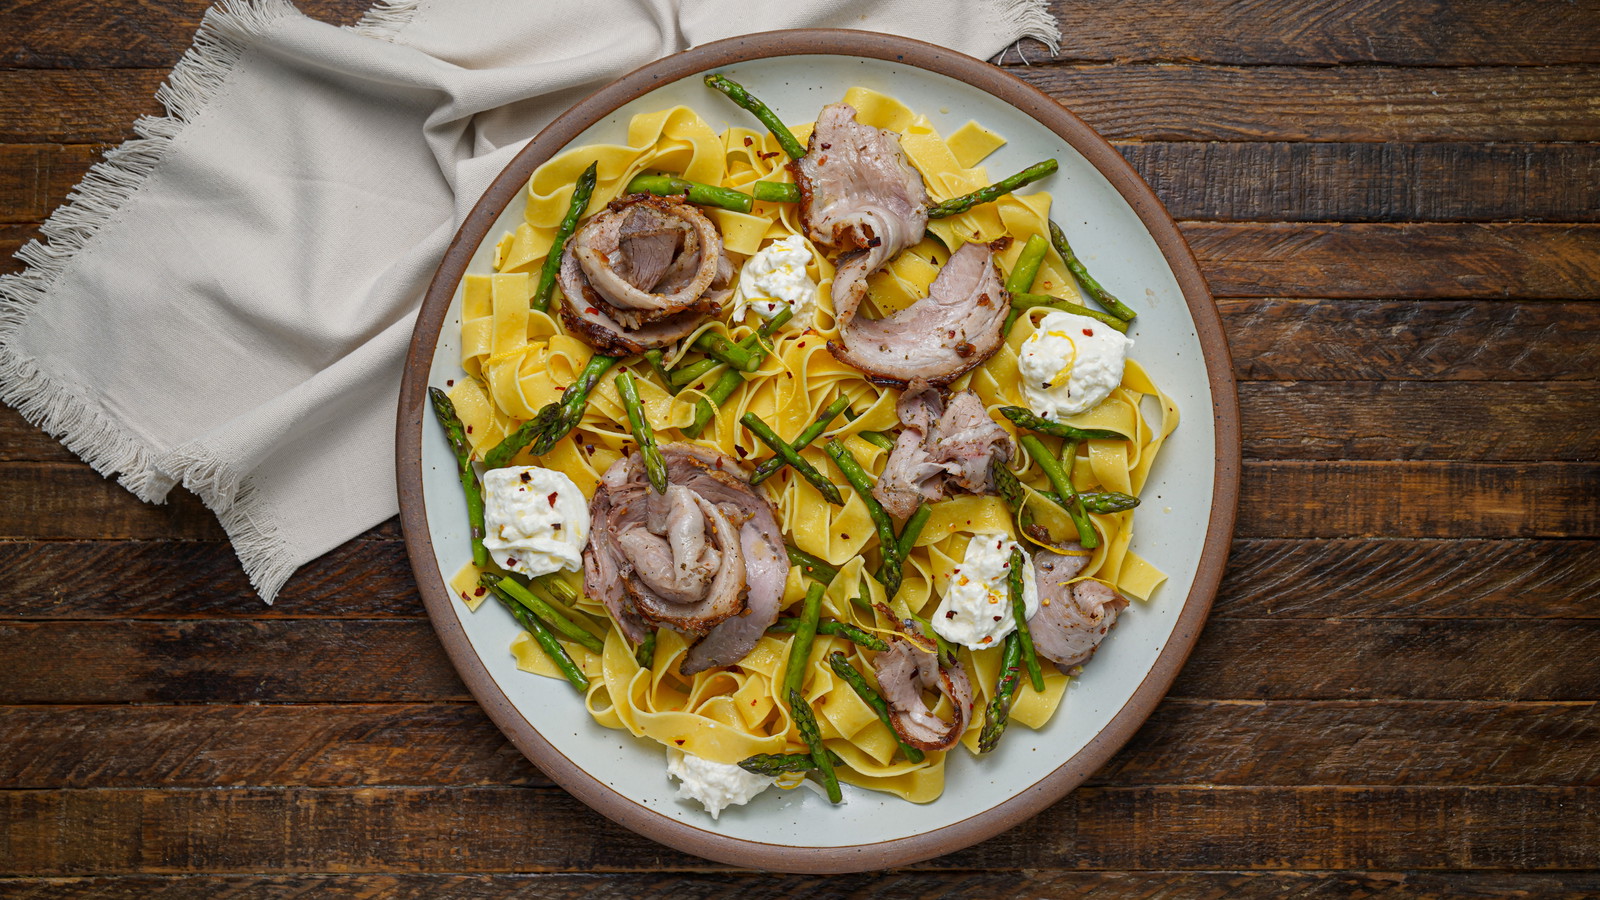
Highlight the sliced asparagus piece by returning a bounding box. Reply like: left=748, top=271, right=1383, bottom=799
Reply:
left=428, top=387, right=488, bottom=568
left=1050, top=219, right=1137, bottom=321
left=614, top=371, right=667, bottom=494
left=704, top=74, right=807, bottom=161
left=750, top=395, right=850, bottom=485
left=926, top=159, right=1058, bottom=219
left=742, top=412, right=843, bottom=505
left=533, top=161, right=597, bottom=313
left=827, top=651, right=926, bottom=763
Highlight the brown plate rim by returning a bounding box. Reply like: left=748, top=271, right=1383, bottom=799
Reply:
left=396, top=28, right=1240, bottom=874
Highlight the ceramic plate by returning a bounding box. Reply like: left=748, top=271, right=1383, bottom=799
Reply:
left=397, top=30, right=1239, bottom=873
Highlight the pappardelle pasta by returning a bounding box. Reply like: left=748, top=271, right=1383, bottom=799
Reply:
left=433, top=77, right=1178, bottom=815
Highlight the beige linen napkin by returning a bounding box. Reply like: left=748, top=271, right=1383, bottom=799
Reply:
left=0, top=0, right=1058, bottom=602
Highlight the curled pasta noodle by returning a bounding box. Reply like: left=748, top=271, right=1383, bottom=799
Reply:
left=450, top=90, right=1177, bottom=803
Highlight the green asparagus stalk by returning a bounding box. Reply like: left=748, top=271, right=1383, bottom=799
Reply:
left=533, top=161, right=597, bottom=313
left=1041, top=489, right=1141, bottom=514
left=926, top=159, right=1059, bottom=219
left=909, top=611, right=959, bottom=668
left=625, top=173, right=802, bottom=212
left=1002, top=233, right=1050, bottom=335
left=737, top=748, right=845, bottom=777
left=824, top=439, right=902, bottom=599
left=614, top=371, right=667, bottom=494
left=693, top=330, right=760, bottom=372
left=1010, top=292, right=1130, bottom=334
left=643, top=349, right=673, bottom=390
left=635, top=629, right=657, bottom=669
left=486, top=582, right=589, bottom=692
left=827, top=652, right=926, bottom=763
left=896, top=503, right=932, bottom=559
left=482, top=574, right=605, bottom=655
left=1008, top=547, right=1045, bottom=693
left=782, top=581, right=826, bottom=700
left=771, top=617, right=889, bottom=652
left=1019, top=434, right=1098, bottom=549
left=428, top=387, right=488, bottom=568
left=530, top=353, right=619, bottom=454
left=751, top=395, right=850, bottom=485
left=742, top=412, right=843, bottom=505
left=1000, top=405, right=1129, bottom=443
left=682, top=305, right=792, bottom=439
left=668, top=356, right=721, bottom=387
left=992, top=457, right=1037, bottom=534
left=786, top=544, right=838, bottom=584
left=704, top=74, right=808, bottom=161
left=1050, top=219, right=1137, bottom=321
left=483, top=404, right=560, bottom=469
left=752, top=181, right=802, bottom=204
left=788, top=688, right=842, bottom=803
left=977, top=631, right=1023, bottom=752
left=856, top=430, right=896, bottom=452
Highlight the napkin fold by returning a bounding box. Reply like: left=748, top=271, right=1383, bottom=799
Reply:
left=0, top=0, right=1058, bottom=602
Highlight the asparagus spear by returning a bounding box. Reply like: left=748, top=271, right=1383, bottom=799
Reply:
left=614, top=371, right=667, bottom=494
left=530, top=354, right=619, bottom=454
left=428, top=387, right=488, bottom=568
left=668, top=356, right=721, bottom=388
left=1010, top=292, right=1130, bottom=334
left=788, top=688, right=842, bottom=802
left=742, top=412, right=843, bottom=505
left=1000, top=405, right=1129, bottom=443
left=533, top=161, right=597, bottom=313
left=635, top=629, right=657, bottom=669
left=704, top=74, right=808, bottom=161
left=1042, top=489, right=1141, bottom=514
left=642, top=349, right=673, bottom=391
left=483, top=403, right=560, bottom=469
left=856, top=430, right=896, bottom=451
left=482, top=573, right=605, bottom=655
left=693, top=330, right=760, bottom=372
left=782, top=581, right=827, bottom=699
left=1008, top=547, right=1045, bottom=693
left=737, top=748, right=845, bottom=777
left=977, top=631, right=1023, bottom=752
left=1002, top=233, right=1050, bottom=335
left=786, top=544, right=838, bottom=584
left=926, top=159, right=1059, bottom=219
left=1050, top=219, right=1137, bottom=322
left=751, top=395, right=850, bottom=485
left=827, top=652, right=926, bottom=763
left=682, top=305, right=793, bottom=439
left=486, top=581, right=589, bottom=692
left=625, top=173, right=801, bottom=212
left=896, top=503, right=931, bottom=560
left=770, top=617, right=889, bottom=652
left=1020, top=434, right=1098, bottom=549
left=824, top=439, right=902, bottom=599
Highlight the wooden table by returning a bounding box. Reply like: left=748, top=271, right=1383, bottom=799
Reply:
left=4, top=1, right=1598, bottom=894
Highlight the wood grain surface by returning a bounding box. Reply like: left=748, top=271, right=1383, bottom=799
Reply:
left=2, top=0, right=1596, bottom=895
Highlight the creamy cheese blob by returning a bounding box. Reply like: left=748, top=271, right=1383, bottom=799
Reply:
left=932, top=533, right=1040, bottom=650
left=666, top=749, right=776, bottom=820
left=481, top=465, right=588, bottom=578
left=1018, top=309, right=1132, bottom=420
left=731, top=234, right=817, bottom=322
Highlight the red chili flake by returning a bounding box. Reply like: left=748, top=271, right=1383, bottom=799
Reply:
left=743, top=136, right=754, bottom=146
left=840, top=533, right=850, bottom=540
left=945, top=610, right=956, bottom=619
left=981, top=636, right=993, bottom=644
left=466, top=425, right=473, bottom=433
left=993, top=615, right=1002, bottom=622
left=519, top=471, right=532, bottom=483
left=674, top=739, right=685, bottom=745
left=446, top=379, right=455, bottom=387
left=552, top=523, right=562, bottom=531
left=820, top=142, right=832, bottom=150
left=547, top=492, right=559, bottom=506
left=758, top=150, right=780, bottom=160
left=460, top=591, right=470, bottom=602
left=506, top=558, right=518, bottom=566
left=474, top=586, right=486, bottom=597
left=1083, top=328, right=1094, bottom=337
left=797, top=341, right=806, bottom=348
left=585, top=306, right=599, bottom=315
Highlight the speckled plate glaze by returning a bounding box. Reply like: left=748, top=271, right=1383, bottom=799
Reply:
left=397, top=30, right=1239, bottom=874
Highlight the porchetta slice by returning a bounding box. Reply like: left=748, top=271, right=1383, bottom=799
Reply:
left=1027, top=547, right=1129, bottom=671
left=584, top=443, right=786, bottom=675
left=828, top=239, right=1009, bottom=387
left=559, top=194, right=731, bottom=356
left=873, top=378, right=1013, bottom=519
left=870, top=613, right=974, bottom=752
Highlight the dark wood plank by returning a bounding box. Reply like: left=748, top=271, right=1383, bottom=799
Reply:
left=2, top=700, right=1592, bottom=790
left=1239, top=382, right=1600, bottom=462
left=1014, top=65, right=1600, bottom=142
left=1120, top=142, right=1600, bottom=223
left=11, top=142, right=1600, bottom=228
left=1220, top=539, right=1600, bottom=620
left=0, top=464, right=222, bottom=540
left=2, top=785, right=1595, bottom=873
left=1181, top=223, right=1600, bottom=300
left=0, top=620, right=469, bottom=704
left=1, top=0, right=372, bottom=69
left=1236, top=461, right=1600, bottom=539
left=3, top=617, right=1592, bottom=703
left=1219, top=299, right=1600, bottom=383
left=4, top=538, right=1592, bottom=622
left=5, top=871, right=1600, bottom=900
left=9, top=65, right=1600, bottom=145
left=1030, top=0, right=1600, bottom=67
left=1177, top=620, right=1600, bottom=700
